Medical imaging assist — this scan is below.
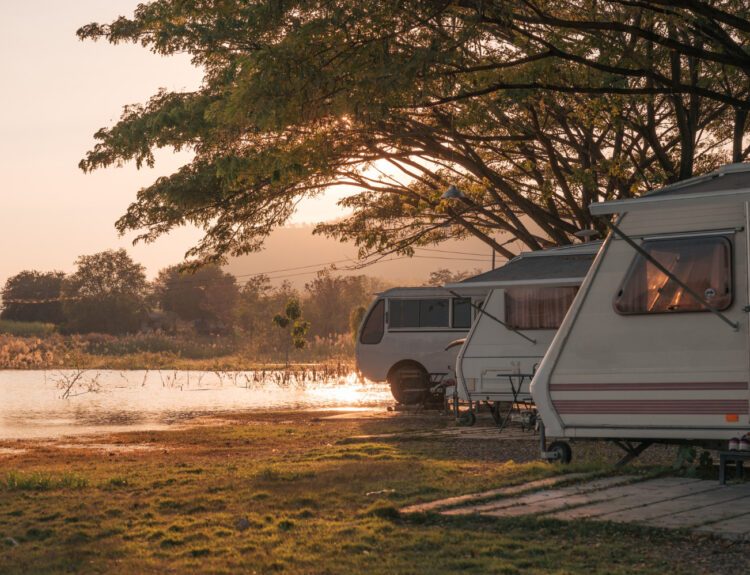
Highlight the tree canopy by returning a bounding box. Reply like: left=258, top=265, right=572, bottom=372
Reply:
left=153, top=264, right=238, bottom=326
left=0, top=271, right=66, bottom=324
left=62, top=249, right=148, bottom=334
left=78, top=1, right=750, bottom=265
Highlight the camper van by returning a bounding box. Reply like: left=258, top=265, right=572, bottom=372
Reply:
left=531, top=163, right=750, bottom=461
left=448, top=243, right=599, bottom=422
left=356, top=287, right=484, bottom=402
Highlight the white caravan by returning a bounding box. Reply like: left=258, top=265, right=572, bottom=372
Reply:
left=356, top=287, right=484, bottom=402
left=531, top=163, right=750, bottom=462
left=447, top=243, right=599, bottom=419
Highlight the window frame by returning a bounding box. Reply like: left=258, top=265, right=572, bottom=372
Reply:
left=612, top=234, right=734, bottom=316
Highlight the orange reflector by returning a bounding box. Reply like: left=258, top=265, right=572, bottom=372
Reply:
left=726, top=414, right=739, bottom=422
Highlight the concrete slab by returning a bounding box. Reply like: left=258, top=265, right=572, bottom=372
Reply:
left=694, top=513, right=750, bottom=540
left=552, top=477, right=714, bottom=520
left=437, top=474, right=750, bottom=539
left=446, top=475, right=634, bottom=516
left=645, top=493, right=750, bottom=529
left=400, top=473, right=588, bottom=514
left=596, top=482, right=750, bottom=524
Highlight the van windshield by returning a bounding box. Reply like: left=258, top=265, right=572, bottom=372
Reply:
left=359, top=299, right=385, bottom=344
left=614, top=236, right=732, bottom=314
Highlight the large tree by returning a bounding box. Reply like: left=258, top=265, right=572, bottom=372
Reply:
left=0, top=271, right=66, bottom=324
left=153, top=264, right=239, bottom=328
left=62, top=249, right=148, bottom=334
left=77, top=1, right=749, bottom=266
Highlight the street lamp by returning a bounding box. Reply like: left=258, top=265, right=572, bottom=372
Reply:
left=441, top=185, right=466, bottom=199
left=574, top=229, right=598, bottom=243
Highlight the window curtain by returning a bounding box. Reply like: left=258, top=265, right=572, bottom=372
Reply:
left=505, top=286, right=579, bottom=329
left=615, top=237, right=731, bottom=314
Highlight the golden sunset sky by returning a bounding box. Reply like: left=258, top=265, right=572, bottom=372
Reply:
left=0, top=1, right=496, bottom=290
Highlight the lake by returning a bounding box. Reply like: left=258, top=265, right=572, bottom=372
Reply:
left=0, top=369, right=392, bottom=440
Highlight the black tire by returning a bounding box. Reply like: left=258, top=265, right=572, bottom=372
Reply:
left=547, top=441, right=572, bottom=464
left=458, top=411, right=476, bottom=427
left=387, top=362, right=429, bottom=404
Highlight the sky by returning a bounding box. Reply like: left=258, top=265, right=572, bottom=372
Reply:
left=0, top=1, right=494, bottom=290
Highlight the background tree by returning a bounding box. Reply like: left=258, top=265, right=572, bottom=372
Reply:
left=77, top=1, right=749, bottom=266
left=1, top=271, right=65, bottom=324
left=272, top=298, right=310, bottom=366
left=426, top=268, right=483, bottom=287
left=62, top=249, right=148, bottom=334
left=303, top=272, right=387, bottom=338
left=153, top=264, right=238, bottom=331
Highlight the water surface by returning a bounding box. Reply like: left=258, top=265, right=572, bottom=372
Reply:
left=0, top=370, right=391, bottom=440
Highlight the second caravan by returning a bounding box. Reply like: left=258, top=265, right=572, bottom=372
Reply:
left=448, top=243, right=599, bottom=417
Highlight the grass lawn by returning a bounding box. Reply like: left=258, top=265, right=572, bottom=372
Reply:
left=0, top=411, right=744, bottom=574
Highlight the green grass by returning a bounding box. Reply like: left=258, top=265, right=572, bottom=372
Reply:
left=0, top=412, right=739, bottom=574
left=1, top=470, right=88, bottom=491
left=0, top=319, right=56, bottom=337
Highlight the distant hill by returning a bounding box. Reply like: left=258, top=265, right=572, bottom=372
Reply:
left=224, top=224, right=509, bottom=289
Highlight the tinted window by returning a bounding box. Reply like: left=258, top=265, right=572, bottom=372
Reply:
left=389, top=298, right=450, bottom=328
left=389, top=299, right=420, bottom=327
left=452, top=298, right=472, bottom=328
left=419, top=299, right=449, bottom=327
left=505, top=286, right=579, bottom=330
left=614, top=236, right=732, bottom=314
left=359, top=299, right=385, bottom=344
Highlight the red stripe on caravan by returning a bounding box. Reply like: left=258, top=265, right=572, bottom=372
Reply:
left=549, top=382, right=748, bottom=392
left=553, top=400, right=749, bottom=415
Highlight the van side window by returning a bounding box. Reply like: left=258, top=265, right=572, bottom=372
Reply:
left=452, top=298, right=472, bottom=328
left=505, top=286, right=579, bottom=329
left=614, top=236, right=732, bottom=314
left=390, top=299, right=449, bottom=328
left=359, top=300, right=385, bottom=344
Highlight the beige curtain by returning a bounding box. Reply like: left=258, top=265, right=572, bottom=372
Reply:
left=615, top=237, right=731, bottom=314
left=505, top=286, right=579, bottom=329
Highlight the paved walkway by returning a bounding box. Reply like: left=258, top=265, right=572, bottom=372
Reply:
left=402, top=475, right=750, bottom=540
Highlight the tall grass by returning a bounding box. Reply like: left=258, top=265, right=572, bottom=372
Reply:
left=0, top=319, right=56, bottom=337
left=0, top=331, right=355, bottom=370
left=2, top=470, right=88, bottom=490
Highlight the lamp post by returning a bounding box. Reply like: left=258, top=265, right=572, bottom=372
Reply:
left=574, top=229, right=598, bottom=243
left=441, top=185, right=466, bottom=200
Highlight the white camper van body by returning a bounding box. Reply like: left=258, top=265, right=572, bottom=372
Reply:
left=532, top=164, right=750, bottom=442
left=448, top=244, right=599, bottom=405
left=356, top=287, right=484, bottom=401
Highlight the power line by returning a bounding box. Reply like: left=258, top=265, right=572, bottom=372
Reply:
left=1, top=246, right=502, bottom=303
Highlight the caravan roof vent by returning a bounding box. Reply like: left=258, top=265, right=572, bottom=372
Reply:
left=718, top=163, right=750, bottom=175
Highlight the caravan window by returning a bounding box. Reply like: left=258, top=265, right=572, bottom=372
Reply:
left=389, top=298, right=449, bottom=328
left=359, top=299, right=385, bottom=344
left=505, top=286, right=579, bottom=329
left=614, top=236, right=732, bottom=314
left=452, top=298, right=472, bottom=328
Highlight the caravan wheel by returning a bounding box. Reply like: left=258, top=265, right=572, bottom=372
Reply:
left=547, top=441, right=572, bottom=464
left=387, top=362, right=429, bottom=404
left=458, top=411, right=476, bottom=427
